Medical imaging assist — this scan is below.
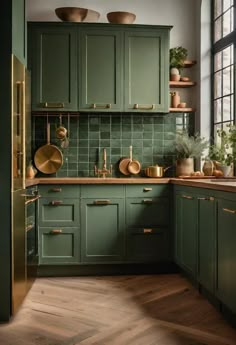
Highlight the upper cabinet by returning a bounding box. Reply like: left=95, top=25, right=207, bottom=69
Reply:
left=79, top=27, right=123, bottom=111
left=28, top=24, right=77, bottom=111
left=28, top=23, right=171, bottom=113
left=12, top=0, right=26, bottom=65
left=124, top=29, right=169, bottom=112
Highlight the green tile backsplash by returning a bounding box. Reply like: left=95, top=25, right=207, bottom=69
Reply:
left=32, top=113, right=194, bottom=177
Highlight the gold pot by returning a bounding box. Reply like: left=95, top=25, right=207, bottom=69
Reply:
left=144, top=165, right=170, bottom=178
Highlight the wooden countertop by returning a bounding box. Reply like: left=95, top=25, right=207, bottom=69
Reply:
left=25, top=177, right=236, bottom=192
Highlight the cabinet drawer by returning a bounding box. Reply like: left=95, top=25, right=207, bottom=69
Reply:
left=38, top=185, right=80, bottom=198
left=38, top=198, right=80, bottom=227
left=81, top=185, right=124, bottom=198
left=126, top=184, right=169, bottom=198
left=126, top=197, right=169, bottom=227
left=126, top=227, right=169, bottom=262
left=39, top=227, right=80, bottom=264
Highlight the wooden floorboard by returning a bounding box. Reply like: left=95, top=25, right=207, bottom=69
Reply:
left=0, top=274, right=236, bottom=345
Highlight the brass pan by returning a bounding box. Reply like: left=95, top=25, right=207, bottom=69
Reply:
left=34, top=123, right=63, bottom=174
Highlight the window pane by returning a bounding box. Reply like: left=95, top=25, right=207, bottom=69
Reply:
left=223, top=67, right=231, bottom=96
left=214, top=71, right=222, bottom=98
left=214, top=17, right=222, bottom=42
left=223, top=0, right=233, bottom=11
left=223, top=9, right=232, bottom=37
left=222, top=45, right=232, bottom=68
left=214, top=51, right=222, bottom=71
left=214, top=99, right=222, bottom=123
left=214, top=0, right=222, bottom=18
left=222, top=96, right=231, bottom=121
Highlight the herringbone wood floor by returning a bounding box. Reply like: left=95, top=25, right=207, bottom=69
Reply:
left=0, top=274, right=236, bottom=345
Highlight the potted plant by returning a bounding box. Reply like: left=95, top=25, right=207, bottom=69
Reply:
left=206, top=124, right=236, bottom=176
left=174, top=130, right=209, bottom=176
left=169, top=46, right=188, bottom=81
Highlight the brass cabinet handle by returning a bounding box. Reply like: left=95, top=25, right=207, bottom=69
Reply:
left=198, top=197, right=215, bottom=201
left=94, top=200, right=111, bottom=205
left=43, top=102, right=64, bottom=108
left=223, top=208, right=236, bottom=214
left=143, top=199, right=153, bottom=204
left=133, top=104, right=155, bottom=110
left=50, top=188, right=62, bottom=192
left=25, top=224, right=34, bottom=232
left=143, top=228, right=153, bottom=234
left=25, top=195, right=41, bottom=205
left=50, top=200, right=63, bottom=206
left=143, top=188, right=152, bottom=192
left=50, top=229, right=63, bottom=234
left=91, top=103, right=111, bottom=109
left=182, top=195, right=193, bottom=200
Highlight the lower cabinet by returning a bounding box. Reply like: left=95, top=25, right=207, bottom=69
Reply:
left=216, top=198, right=236, bottom=314
left=81, top=198, right=125, bottom=263
left=39, top=227, right=80, bottom=264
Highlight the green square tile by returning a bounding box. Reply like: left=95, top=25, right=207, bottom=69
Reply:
left=122, top=132, right=131, bottom=139
left=143, top=132, right=153, bottom=139
left=111, top=116, right=121, bottom=124
left=133, top=124, right=143, bottom=132
left=111, top=148, right=121, bottom=155
left=142, top=139, right=153, bottom=148
left=111, top=124, right=121, bottom=131
left=89, top=124, right=99, bottom=132
left=132, top=139, right=143, bottom=147
left=122, top=116, right=132, bottom=124
left=153, top=117, right=164, bottom=124
left=89, top=132, right=99, bottom=140
left=79, top=131, right=89, bottom=139
left=111, top=132, right=121, bottom=139
left=133, top=117, right=142, bottom=124
left=79, top=147, right=89, bottom=155
left=101, top=124, right=110, bottom=132
left=101, top=116, right=111, bottom=124
left=78, top=154, right=88, bottom=163
left=132, top=132, right=142, bottom=139
left=164, top=132, right=175, bottom=140
left=89, top=116, right=100, bottom=125
left=100, top=139, right=110, bottom=147
left=122, top=124, right=131, bottom=131
left=111, top=139, right=121, bottom=147
left=143, top=116, right=153, bottom=124
left=143, top=147, right=153, bottom=155
left=101, top=132, right=110, bottom=139
left=89, top=139, right=99, bottom=147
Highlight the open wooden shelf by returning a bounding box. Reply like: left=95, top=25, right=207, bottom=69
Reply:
left=169, top=81, right=196, bottom=88
left=169, top=107, right=195, bottom=113
left=183, top=60, right=197, bottom=67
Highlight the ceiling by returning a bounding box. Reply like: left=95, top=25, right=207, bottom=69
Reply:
left=26, top=0, right=173, bottom=24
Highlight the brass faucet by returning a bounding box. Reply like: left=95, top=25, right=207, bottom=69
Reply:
left=94, top=148, right=112, bottom=178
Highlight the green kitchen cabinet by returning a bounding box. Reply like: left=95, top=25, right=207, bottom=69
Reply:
left=39, top=227, right=79, bottom=264
left=124, top=29, right=170, bottom=112
left=12, top=0, right=26, bottom=65
left=79, top=27, right=123, bottom=111
left=81, top=198, right=125, bottom=263
left=216, top=197, right=236, bottom=314
left=28, top=24, right=77, bottom=111
left=125, top=185, right=170, bottom=262
left=197, top=194, right=216, bottom=293
left=174, top=190, right=198, bottom=277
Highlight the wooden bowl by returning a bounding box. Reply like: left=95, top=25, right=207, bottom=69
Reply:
left=55, top=7, right=100, bottom=22
left=107, top=11, right=136, bottom=24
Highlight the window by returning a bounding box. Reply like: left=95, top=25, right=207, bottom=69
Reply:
left=212, top=0, right=235, bottom=144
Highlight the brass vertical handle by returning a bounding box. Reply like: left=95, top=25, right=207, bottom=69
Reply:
left=143, top=188, right=153, bottom=192
left=91, top=103, right=111, bottom=109
left=133, top=104, right=155, bottom=110
left=50, top=229, right=63, bottom=234
left=223, top=208, right=236, bottom=214
left=182, top=195, right=194, bottom=199
left=16, top=80, right=26, bottom=189
left=43, top=102, right=65, bottom=108
left=143, top=228, right=153, bottom=234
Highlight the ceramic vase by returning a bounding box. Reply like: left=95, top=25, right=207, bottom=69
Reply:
left=171, top=91, right=180, bottom=108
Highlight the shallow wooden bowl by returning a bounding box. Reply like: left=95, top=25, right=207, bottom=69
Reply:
left=55, top=7, right=88, bottom=22
left=107, top=11, right=136, bottom=24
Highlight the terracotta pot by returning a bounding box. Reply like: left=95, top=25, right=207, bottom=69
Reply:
left=176, top=158, right=194, bottom=177
left=171, top=91, right=180, bottom=108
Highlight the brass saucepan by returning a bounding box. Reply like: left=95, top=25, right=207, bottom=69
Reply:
left=144, top=165, right=171, bottom=178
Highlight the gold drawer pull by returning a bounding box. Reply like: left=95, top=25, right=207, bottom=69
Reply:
left=143, top=199, right=153, bottom=204
left=91, top=103, right=111, bottom=109
left=198, top=197, right=215, bottom=201
left=50, top=229, right=63, bottom=234
left=223, top=208, right=236, bottom=214
left=51, top=200, right=63, bottom=206
left=94, top=200, right=111, bottom=205
left=25, top=195, right=41, bottom=205
left=50, top=188, right=62, bottom=192
left=133, top=104, right=155, bottom=110
left=143, top=228, right=153, bottom=234
left=43, top=102, right=64, bottom=108
left=143, top=188, right=152, bottom=192
left=182, top=195, right=193, bottom=200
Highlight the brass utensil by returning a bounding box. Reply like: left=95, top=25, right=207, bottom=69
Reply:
left=127, top=145, right=141, bottom=174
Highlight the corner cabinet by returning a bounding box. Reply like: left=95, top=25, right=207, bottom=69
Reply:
left=28, top=24, right=77, bottom=111
left=28, top=23, right=171, bottom=113
left=124, top=29, right=169, bottom=112
left=12, top=0, right=27, bottom=65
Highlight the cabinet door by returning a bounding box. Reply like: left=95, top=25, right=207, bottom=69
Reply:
left=12, top=0, right=26, bottom=65
left=174, top=192, right=197, bottom=276
left=81, top=198, right=125, bottom=263
left=124, top=29, right=169, bottom=112
left=79, top=28, right=122, bottom=111
left=39, top=227, right=79, bottom=264
left=198, top=196, right=216, bottom=293
left=216, top=199, right=236, bottom=313
left=29, top=25, right=77, bottom=111
left=38, top=198, right=80, bottom=227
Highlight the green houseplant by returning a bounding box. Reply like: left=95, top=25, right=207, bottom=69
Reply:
left=169, top=46, right=188, bottom=81
left=174, top=130, right=209, bottom=176
left=206, top=124, right=236, bottom=176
